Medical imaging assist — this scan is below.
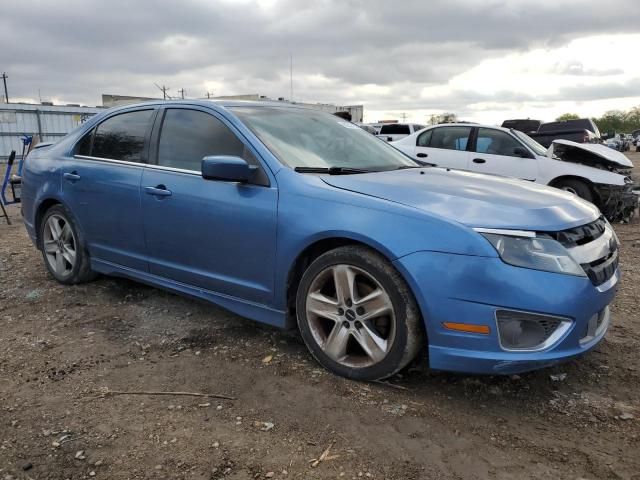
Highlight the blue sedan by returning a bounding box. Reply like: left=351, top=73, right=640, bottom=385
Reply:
left=20, top=101, right=619, bottom=379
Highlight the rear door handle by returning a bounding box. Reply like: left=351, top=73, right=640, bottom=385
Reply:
left=145, top=186, right=172, bottom=197
left=472, top=158, right=486, bottom=164
left=416, top=153, right=428, bottom=158
left=63, top=172, right=81, bottom=182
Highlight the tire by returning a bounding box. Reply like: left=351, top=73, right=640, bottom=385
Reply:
left=554, top=179, right=594, bottom=203
left=39, top=204, right=96, bottom=285
left=295, top=245, right=424, bottom=381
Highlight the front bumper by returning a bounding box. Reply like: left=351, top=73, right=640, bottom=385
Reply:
left=394, top=251, right=619, bottom=374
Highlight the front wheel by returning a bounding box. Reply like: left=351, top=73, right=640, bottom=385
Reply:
left=296, top=246, right=424, bottom=381
left=554, top=179, right=594, bottom=203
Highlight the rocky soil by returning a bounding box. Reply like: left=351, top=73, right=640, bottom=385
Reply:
left=1, top=153, right=639, bottom=479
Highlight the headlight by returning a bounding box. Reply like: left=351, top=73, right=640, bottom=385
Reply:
left=476, top=229, right=586, bottom=277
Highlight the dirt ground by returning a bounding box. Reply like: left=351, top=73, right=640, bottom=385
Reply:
left=1, top=153, right=639, bottom=480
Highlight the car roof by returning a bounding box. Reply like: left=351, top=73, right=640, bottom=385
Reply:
left=101, top=99, right=320, bottom=114
left=424, top=123, right=511, bottom=132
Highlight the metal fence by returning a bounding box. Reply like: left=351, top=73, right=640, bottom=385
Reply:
left=0, top=103, right=103, bottom=161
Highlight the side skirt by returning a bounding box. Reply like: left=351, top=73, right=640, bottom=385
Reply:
left=91, top=258, right=288, bottom=329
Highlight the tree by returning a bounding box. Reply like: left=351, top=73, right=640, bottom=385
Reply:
left=555, top=113, right=580, bottom=121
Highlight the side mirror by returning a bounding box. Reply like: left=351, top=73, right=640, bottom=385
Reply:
left=201, top=156, right=257, bottom=183
left=513, top=147, right=531, bottom=158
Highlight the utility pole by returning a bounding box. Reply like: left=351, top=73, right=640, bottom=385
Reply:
left=290, top=52, right=293, bottom=102
left=154, top=83, right=169, bottom=99
left=400, top=112, right=407, bottom=122
left=1, top=73, right=8, bottom=104
left=177, top=88, right=185, bottom=99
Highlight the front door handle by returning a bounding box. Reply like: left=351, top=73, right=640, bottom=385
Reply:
left=472, top=158, right=486, bottom=164
left=145, top=186, right=172, bottom=197
left=416, top=153, right=428, bottom=158
left=63, top=172, right=81, bottom=182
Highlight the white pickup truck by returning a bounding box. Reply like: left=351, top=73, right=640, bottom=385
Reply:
left=392, top=123, right=638, bottom=222
left=376, top=123, right=425, bottom=142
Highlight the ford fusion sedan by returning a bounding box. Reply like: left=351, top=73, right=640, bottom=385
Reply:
left=21, top=101, right=619, bottom=379
left=391, top=123, right=637, bottom=222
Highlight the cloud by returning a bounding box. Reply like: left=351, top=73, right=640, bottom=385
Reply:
left=0, top=0, right=639, bottom=122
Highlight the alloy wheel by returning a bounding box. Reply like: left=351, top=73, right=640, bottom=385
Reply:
left=43, top=214, right=77, bottom=277
left=305, top=264, right=396, bottom=368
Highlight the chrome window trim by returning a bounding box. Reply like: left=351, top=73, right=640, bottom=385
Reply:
left=473, top=227, right=537, bottom=238
left=146, top=163, right=200, bottom=176
left=74, top=154, right=144, bottom=168
left=494, top=309, right=573, bottom=353
left=74, top=155, right=200, bottom=176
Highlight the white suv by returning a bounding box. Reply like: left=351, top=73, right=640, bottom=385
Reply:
left=391, top=123, right=637, bottom=222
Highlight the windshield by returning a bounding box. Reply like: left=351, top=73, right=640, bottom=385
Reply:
left=512, top=130, right=548, bottom=156
left=230, top=107, right=418, bottom=171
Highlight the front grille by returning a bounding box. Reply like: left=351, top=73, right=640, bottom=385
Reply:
left=581, top=247, right=619, bottom=286
left=541, top=216, right=617, bottom=287
left=545, top=216, right=607, bottom=247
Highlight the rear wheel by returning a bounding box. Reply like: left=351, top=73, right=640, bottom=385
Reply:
left=296, top=245, right=423, bottom=381
left=555, top=179, right=594, bottom=203
left=40, top=205, right=96, bottom=284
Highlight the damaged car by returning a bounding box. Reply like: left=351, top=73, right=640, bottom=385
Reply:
left=21, top=102, right=620, bottom=379
left=392, top=124, right=638, bottom=222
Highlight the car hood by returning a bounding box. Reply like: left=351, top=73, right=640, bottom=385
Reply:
left=548, top=139, right=633, bottom=169
left=321, top=168, right=599, bottom=231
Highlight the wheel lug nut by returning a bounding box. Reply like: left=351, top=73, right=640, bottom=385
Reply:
left=346, top=299, right=352, bottom=307
left=338, top=308, right=344, bottom=316
left=354, top=321, right=362, bottom=329
left=356, top=306, right=365, bottom=315
left=342, top=321, right=349, bottom=329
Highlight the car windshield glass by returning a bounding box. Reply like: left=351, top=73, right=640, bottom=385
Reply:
left=513, top=130, right=548, bottom=156
left=230, top=106, right=418, bottom=171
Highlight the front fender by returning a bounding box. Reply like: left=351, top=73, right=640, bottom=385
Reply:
left=539, top=158, right=628, bottom=187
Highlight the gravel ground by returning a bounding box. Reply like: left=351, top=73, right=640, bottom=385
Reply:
left=1, top=153, right=639, bottom=480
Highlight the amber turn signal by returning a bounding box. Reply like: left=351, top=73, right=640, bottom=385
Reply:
left=442, top=322, right=490, bottom=334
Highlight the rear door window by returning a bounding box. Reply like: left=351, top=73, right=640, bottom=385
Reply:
left=91, top=110, right=154, bottom=162
left=428, top=126, right=471, bottom=151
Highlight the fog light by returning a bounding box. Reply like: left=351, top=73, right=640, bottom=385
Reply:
left=496, top=310, right=571, bottom=351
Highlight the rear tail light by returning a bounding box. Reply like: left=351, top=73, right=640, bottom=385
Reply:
left=496, top=310, right=571, bottom=351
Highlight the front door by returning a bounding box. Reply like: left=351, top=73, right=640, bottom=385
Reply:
left=141, top=107, right=278, bottom=305
left=467, top=127, right=538, bottom=181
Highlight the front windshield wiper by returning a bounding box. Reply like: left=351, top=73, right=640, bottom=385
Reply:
left=294, top=166, right=372, bottom=175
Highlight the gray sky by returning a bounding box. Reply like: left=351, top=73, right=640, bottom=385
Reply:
left=2, top=0, right=639, bottom=123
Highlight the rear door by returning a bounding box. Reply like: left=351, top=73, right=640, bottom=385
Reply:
left=61, top=108, right=155, bottom=271
left=412, top=126, right=472, bottom=170
left=467, top=127, right=537, bottom=180
left=140, top=106, right=278, bottom=304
